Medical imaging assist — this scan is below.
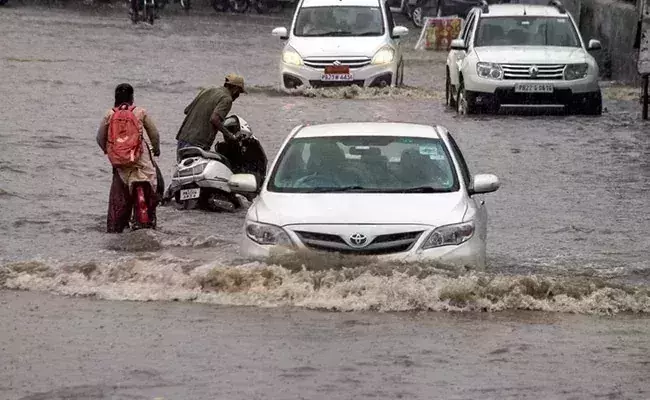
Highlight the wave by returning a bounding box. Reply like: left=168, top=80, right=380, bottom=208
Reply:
left=249, top=84, right=444, bottom=100
left=2, top=252, right=648, bottom=315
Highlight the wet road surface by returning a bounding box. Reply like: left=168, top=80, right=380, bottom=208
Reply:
left=1, top=3, right=650, bottom=399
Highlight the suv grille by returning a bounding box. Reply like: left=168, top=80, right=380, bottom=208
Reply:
left=303, top=57, right=372, bottom=70
left=501, top=64, right=566, bottom=80
left=294, top=230, right=424, bottom=255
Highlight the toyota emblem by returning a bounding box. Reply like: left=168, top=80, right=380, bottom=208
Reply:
left=529, top=65, right=539, bottom=78
left=349, top=233, right=368, bottom=247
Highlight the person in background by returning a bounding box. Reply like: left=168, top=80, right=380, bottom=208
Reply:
left=175, top=74, right=246, bottom=161
left=96, top=83, right=162, bottom=233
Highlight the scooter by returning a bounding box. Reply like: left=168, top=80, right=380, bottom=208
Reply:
left=162, top=115, right=267, bottom=212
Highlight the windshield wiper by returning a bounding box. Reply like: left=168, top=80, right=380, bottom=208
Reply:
left=309, top=186, right=368, bottom=193
left=383, top=186, right=450, bottom=193
left=356, top=31, right=381, bottom=36
left=308, top=30, right=353, bottom=37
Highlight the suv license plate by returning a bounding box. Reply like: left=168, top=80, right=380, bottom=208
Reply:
left=179, top=188, right=200, bottom=201
left=322, top=73, right=353, bottom=82
left=514, top=83, right=554, bottom=93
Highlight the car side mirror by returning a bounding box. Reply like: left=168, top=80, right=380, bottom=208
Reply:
left=587, top=39, right=602, bottom=51
left=272, top=27, right=289, bottom=40
left=451, top=38, right=467, bottom=51
left=392, top=26, right=409, bottom=38
left=228, top=173, right=258, bottom=193
left=469, top=174, right=500, bottom=195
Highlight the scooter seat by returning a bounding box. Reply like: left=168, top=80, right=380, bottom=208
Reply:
left=178, top=146, right=231, bottom=168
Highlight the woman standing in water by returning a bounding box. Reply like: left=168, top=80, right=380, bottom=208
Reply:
left=96, top=83, right=162, bottom=233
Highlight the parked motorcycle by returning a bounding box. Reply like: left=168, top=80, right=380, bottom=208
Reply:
left=162, top=115, right=267, bottom=212
left=158, top=0, right=191, bottom=12
left=253, top=0, right=296, bottom=13
left=211, top=0, right=248, bottom=13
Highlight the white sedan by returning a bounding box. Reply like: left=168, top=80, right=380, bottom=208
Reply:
left=227, top=122, right=500, bottom=269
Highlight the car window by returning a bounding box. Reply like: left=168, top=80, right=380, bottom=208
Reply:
left=446, top=133, right=471, bottom=188
left=384, top=1, right=395, bottom=34
left=461, top=11, right=476, bottom=43
left=458, top=12, right=471, bottom=40
left=475, top=16, right=580, bottom=47
left=268, top=135, right=460, bottom=193
left=293, top=6, right=385, bottom=37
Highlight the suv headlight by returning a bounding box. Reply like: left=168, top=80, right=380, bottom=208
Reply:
left=564, top=63, right=588, bottom=80
left=282, top=46, right=303, bottom=66
left=476, top=62, right=503, bottom=80
left=421, top=221, right=475, bottom=250
left=245, top=221, right=293, bottom=246
left=371, top=46, right=395, bottom=65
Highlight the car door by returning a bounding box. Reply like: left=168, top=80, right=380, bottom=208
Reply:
left=447, top=133, right=488, bottom=241
left=447, top=9, right=476, bottom=89
left=384, top=2, right=402, bottom=60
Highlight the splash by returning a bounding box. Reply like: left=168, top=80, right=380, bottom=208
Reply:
left=2, top=252, right=649, bottom=315
left=247, top=84, right=444, bottom=100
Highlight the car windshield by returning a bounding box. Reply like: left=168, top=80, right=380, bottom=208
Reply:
left=475, top=16, right=580, bottom=47
left=293, top=6, right=384, bottom=37
left=268, top=135, right=459, bottom=193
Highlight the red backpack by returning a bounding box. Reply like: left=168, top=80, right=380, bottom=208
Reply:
left=106, top=104, right=143, bottom=167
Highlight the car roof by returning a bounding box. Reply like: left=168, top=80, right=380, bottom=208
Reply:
left=300, top=0, right=380, bottom=8
left=292, top=122, right=442, bottom=139
left=481, top=4, right=569, bottom=17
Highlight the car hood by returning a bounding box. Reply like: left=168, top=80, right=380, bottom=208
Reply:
left=474, top=46, right=588, bottom=64
left=252, top=191, right=468, bottom=227
left=288, top=36, right=388, bottom=58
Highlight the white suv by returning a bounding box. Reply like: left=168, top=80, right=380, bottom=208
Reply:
left=271, top=0, right=409, bottom=89
left=445, top=0, right=603, bottom=115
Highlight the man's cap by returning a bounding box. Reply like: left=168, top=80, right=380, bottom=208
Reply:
left=225, top=73, right=246, bottom=93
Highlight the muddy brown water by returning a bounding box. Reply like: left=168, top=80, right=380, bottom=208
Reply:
left=1, top=4, right=650, bottom=399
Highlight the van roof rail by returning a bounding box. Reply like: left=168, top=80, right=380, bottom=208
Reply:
left=548, top=0, right=565, bottom=13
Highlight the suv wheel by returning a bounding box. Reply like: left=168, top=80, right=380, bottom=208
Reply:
left=457, top=82, right=476, bottom=115
left=445, top=70, right=456, bottom=108
left=582, top=90, right=603, bottom=116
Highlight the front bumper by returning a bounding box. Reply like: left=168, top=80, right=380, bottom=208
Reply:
left=240, top=223, right=485, bottom=269
left=463, top=72, right=600, bottom=106
left=280, top=62, right=398, bottom=89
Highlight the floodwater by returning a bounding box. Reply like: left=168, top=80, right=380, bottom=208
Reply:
left=1, top=3, right=649, bottom=399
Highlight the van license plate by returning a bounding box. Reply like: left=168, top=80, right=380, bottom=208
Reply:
left=514, top=83, right=554, bottom=93
left=180, top=188, right=200, bottom=200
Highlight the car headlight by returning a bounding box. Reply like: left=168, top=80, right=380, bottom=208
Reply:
left=421, top=221, right=475, bottom=250
left=282, top=46, right=303, bottom=66
left=371, top=46, right=395, bottom=65
left=564, top=63, right=588, bottom=80
left=245, top=221, right=293, bottom=246
left=476, top=62, right=503, bottom=80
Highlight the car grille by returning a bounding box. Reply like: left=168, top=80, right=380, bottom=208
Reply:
left=500, top=64, right=566, bottom=80
left=303, top=57, right=372, bottom=70
left=294, top=230, right=424, bottom=256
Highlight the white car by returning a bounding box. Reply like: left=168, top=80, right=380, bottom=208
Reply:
left=226, top=122, right=501, bottom=270
left=271, top=0, right=409, bottom=89
left=445, top=0, right=603, bottom=115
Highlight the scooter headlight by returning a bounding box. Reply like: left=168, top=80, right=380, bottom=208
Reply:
left=177, top=162, right=207, bottom=177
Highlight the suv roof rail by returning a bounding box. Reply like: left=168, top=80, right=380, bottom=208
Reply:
left=548, top=0, right=565, bottom=13
left=479, top=0, right=489, bottom=12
